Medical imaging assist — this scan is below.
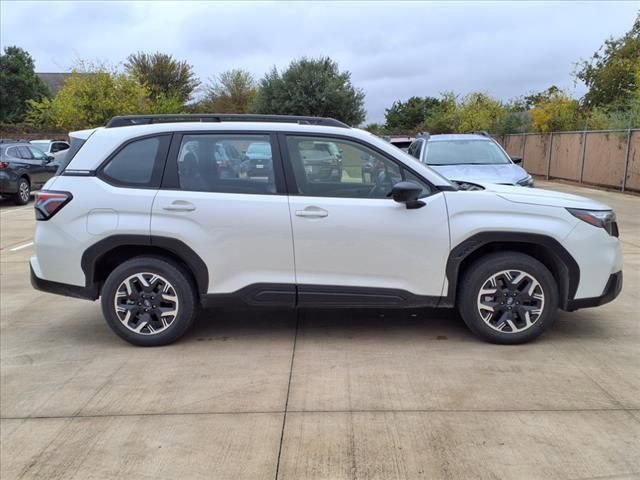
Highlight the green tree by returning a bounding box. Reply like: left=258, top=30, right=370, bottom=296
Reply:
left=0, top=46, right=50, bottom=122
left=27, top=63, right=155, bottom=130
left=363, top=123, right=388, bottom=136
left=417, top=92, right=459, bottom=134
left=199, top=69, right=257, bottom=113
left=384, top=96, right=440, bottom=132
left=493, top=108, right=530, bottom=134
left=252, top=57, right=366, bottom=125
left=574, top=14, right=640, bottom=109
left=521, top=86, right=562, bottom=110
left=585, top=70, right=640, bottom=129
left=125, top=51, right=199, bottom=104
left=457, top=92, right=506, bottom=132
left=530, top=89, right=582, bottom=132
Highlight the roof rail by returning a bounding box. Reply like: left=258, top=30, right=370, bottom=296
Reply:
left=105, top=114, right=350, bottom=129
left=470, top=130, right=490, bottom=137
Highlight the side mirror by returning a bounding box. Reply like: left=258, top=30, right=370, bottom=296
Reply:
left=387, top=181, right=425, bottom=209
left=511, top=155, right=523, bottom=164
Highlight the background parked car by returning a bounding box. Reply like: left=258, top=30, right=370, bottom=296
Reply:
left=242, top=141, right=273, bottom=178
left=214, top=141, right=244, bottom=179
left=298, top=140, right=342, bottom=181
left=29, top=139, right=70, bottom=161
left=0, top=141, right=57, bottom=205
left=407, top=132, right=534, bottom=189
left=386, top=136, right=415, bottom=152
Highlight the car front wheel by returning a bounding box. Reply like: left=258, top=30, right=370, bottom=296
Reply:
left=101, top=256, right=197, bottom=346
left=458, top=252, right=558, bottom=344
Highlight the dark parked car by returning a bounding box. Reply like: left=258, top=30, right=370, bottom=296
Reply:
left=299, top=141, right=342, bottom=182
left=0, top=141, right=57, bottom=205
left=214, top=141, right=244, bottom=179
left=243, top=141, right=273, bottom=178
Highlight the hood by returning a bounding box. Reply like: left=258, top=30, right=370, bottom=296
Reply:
left=430, top=163, right=528, bottom=185
left=479, top=182, right=611, bottom=210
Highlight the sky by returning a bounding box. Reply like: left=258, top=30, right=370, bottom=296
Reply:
left=1, top=1, right=637, bottom=123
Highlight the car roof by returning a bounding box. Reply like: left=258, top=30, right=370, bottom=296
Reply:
left=427, top=134, right=494, bottom=142
left=1, top=143, right=46, bottom=154
left=66, top=121, right=456, bottom=189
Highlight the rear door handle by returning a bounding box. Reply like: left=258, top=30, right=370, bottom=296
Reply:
left=163, top=200, right=196, bottom=212
left=295, top=207, right=328, bottom=218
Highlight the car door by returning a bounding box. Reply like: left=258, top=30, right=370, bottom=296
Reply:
left=16, top=146, right=46, bottom=187
left=283, top=134, right=450, bottom=303
left=28, top=146, right=57, bottom=184
left=151, top=132, right=295, bottom=300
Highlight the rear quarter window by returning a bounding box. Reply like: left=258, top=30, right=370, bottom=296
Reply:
left=57, top=137, right=88, bottom=174
left=100, top=135, right=170, bottom=188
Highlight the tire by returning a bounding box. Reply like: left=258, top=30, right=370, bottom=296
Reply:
left=14, top=178, right=30, bottom=205
left=100, top=256, right=197, bottom=346
left=457, top=252, right=558, bottom=344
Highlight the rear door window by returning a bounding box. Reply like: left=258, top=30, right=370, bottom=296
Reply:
left=176, top=134, right=278, bottom=194
left=17, top=146, right=33, bottom=159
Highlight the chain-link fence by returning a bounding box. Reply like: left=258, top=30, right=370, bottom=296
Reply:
left=493, top=129, right=639, bottom=192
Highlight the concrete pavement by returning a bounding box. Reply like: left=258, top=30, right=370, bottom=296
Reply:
left=1, top=182, right=638, bottom=479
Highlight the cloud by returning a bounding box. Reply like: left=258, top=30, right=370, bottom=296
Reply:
left=1, top=0, right=636, bottom=123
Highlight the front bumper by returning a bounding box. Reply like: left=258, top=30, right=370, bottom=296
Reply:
left=565, top=271, right=623, bottom=311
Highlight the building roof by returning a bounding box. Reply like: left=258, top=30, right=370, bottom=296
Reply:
left=36, top=73, right=72, bottom=96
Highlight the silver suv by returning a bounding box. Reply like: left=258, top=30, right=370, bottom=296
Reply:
left=407, top=132, right=534, bottom=188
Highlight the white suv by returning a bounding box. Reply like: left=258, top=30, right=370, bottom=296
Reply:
left=30, top=115, right=623, bottom=346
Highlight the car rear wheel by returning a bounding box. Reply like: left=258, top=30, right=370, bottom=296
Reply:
left=458, top=252, right=558, bottom=344
left=101, top=256, right=197, bottom=346
left=14, top=178, right=30, bottom=205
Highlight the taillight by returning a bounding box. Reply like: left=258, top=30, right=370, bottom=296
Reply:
left=35, top=191, right=72, bottom=220
left=0, top=161, right=9, bottom=169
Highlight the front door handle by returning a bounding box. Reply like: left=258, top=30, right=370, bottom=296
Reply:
left=163, top=200, right=196, bottom=212
left=295, top=207, right=328, bottom=218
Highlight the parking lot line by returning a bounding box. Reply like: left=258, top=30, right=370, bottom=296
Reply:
left=9, top=241, right=33, bottom=252
left=0, top=206, right=32, bottom=216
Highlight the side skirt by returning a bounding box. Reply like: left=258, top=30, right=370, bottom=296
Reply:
left=201, top=284, right=443, bottom=309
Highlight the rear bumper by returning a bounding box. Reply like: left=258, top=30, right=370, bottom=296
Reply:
left=30, top=263, right=98, bottom=301
left=566, top=271, right=623, bottom=311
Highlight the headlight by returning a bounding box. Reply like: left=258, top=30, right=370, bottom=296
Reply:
left=566, top=208, right=619, bottom=237
left=517, top=175, right=534, bottom=187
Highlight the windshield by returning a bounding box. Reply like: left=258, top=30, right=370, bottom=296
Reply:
left=247, top=142, right=271, bottom=155
left=425, top=140, right=511, bottom=166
